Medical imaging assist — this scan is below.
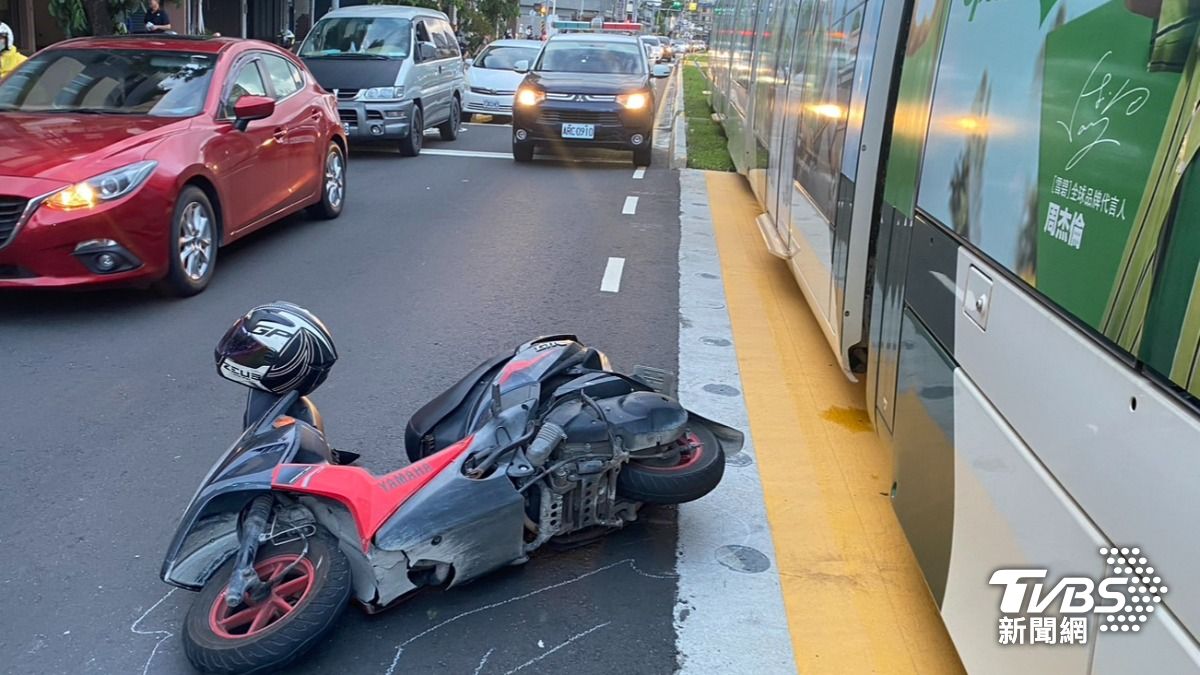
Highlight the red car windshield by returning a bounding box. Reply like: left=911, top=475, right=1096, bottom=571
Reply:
left=0, top=49, right=216, bottom=117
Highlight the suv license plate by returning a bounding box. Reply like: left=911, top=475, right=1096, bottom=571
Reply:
left=561, top=123, right=595, bottom=139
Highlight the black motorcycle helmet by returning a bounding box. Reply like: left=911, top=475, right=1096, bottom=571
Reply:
left=215, top=302, right=337, bottom=395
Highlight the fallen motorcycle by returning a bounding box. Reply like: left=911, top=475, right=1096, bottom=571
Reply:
left=161, top=302, right=741, bottom=673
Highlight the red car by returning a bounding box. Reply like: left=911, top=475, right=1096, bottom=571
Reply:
left=0, top=35, right=347, bottom=295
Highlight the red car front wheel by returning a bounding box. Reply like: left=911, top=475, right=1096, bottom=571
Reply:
left=158, top=186, right=218, bottom=297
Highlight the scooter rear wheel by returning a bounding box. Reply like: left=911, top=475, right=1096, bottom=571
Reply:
left=182, top=527, right=351, bottom=674
left=617, top=424, right=726, bottom=504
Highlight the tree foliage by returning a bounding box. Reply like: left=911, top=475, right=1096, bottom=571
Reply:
left=369, top=0, right=520, bottom=40
left=49, top=0, right=140, bottom=37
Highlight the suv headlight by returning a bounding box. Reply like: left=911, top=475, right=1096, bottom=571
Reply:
left=46, top=161, right=158, bottom=211
left=617, top=92, right=649, bottom=110
left=516, top=87, right=545, bottom=106
left=362, top=86, right=404, bottom=100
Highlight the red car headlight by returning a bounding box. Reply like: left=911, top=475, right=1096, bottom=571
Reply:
left=46, top=161, right=158, bottom=211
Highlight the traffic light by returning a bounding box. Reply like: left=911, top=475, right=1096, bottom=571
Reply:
left=671, top=1, right=681, bottom=8
left=534, top=3, right=547, bottom=15
left=688, top=1, right=697, bottom=9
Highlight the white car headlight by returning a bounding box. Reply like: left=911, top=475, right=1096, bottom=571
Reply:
left=45, top=161, right=158, bottom=211
left=362, top=86, right=404, bottom=100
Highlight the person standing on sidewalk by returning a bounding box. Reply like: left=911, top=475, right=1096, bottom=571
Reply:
left=0, top=22, right=26, bottom=79
left=145, top=0, right=173, bottom=33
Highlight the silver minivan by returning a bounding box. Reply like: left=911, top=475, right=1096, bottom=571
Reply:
left=298, top=5, right=465, bottom=156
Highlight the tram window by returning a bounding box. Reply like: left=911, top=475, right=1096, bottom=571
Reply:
left=908, top=0, right=1200, bottom=388
left=791, top=2, right=867, bottom=224
left=732, top=0, right=757, bottom=90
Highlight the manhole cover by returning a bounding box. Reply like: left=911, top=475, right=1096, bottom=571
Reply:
left=715, top=545, right=770, bottom=573
left=703, top=383, right=740, bottom=397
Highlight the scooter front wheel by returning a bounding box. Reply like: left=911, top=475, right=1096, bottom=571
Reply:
left=182, top=527, right=352, bottom=674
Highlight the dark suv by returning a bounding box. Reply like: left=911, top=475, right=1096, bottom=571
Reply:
left=510, top=34, right=670, bottom=167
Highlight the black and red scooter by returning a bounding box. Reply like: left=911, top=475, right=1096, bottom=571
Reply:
left=162, top=303, right=741, bottom=674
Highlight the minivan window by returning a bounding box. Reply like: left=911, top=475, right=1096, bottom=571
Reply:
left=299, top=17, right=412, bottom=59
left=431, top=19, right=459, bottom=60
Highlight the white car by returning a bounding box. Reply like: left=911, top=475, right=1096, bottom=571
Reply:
left=463, top=39, right=543, bottom=120
left=639, top=35, right=664, bottom=63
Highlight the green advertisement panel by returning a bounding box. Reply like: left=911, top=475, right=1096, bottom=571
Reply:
left=912, top=0, right=1200, bottom=399
left=1036, top=2, right=1177, bottom=328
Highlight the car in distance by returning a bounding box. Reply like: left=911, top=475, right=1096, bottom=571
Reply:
left=298, top=5, right=465, bottom=156
left=463, top=39, right=542, bottom=122
left=656, top=36, right=674, bottom=61
left=0, top=35, right=347, bottom=295
left=639, top=35, right=664, bottom=63
left=511, top=33, right=670, bottom=167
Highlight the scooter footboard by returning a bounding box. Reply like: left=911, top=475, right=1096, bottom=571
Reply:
left=372, top=459, right=527, bottom=602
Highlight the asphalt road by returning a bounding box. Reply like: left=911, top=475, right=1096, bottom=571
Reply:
left=0, top=85, right=688, bottom=674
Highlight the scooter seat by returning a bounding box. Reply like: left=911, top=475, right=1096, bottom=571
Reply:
left=404, top=354, right=507, bottom=462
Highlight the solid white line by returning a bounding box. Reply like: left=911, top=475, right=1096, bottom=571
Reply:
left=622, top=196, right=639, bottom=215
left=600, top=257, right=625, bottom=293
left=423, top=148, right=512, bottom=159
left=633, top=167, right=646, bottom=180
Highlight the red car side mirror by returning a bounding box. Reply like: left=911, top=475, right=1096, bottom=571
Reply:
left=233, top=95, right=275, bottom=131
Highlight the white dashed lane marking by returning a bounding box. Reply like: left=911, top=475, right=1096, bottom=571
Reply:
left=422, top=149, right=512, bottom=159
left=622, top=196, right=639, bottom=215
left=633, top=167, right=646, bottom=180
left=600, top=257, right=625, bottom=293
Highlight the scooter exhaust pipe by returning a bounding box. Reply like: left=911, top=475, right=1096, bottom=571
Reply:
left=224, top=494, right=274, bottom=607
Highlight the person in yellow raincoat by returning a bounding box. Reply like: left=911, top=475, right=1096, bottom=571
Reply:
left=0, top=22, right=26, bottom=79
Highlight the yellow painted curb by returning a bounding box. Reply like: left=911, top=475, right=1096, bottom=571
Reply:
left=704, top=171, right=965, bottom=675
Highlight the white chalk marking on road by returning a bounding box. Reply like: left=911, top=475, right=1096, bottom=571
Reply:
left=600, top=257, right=625, bottom=293
left=383, top=558, right=671, bottom=675
left=502, top=622, right=612, bottom=675
left=622, top=196, right=639, bottom=215
left=130, top=588, right=177, bottom=675
left=633, top=167, right=646, bottom=180
left=423, top=148, right=512, bottom=159
left=472, top=648, right=496, bottom=675
left=674, top=169, right=797, bottom=674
